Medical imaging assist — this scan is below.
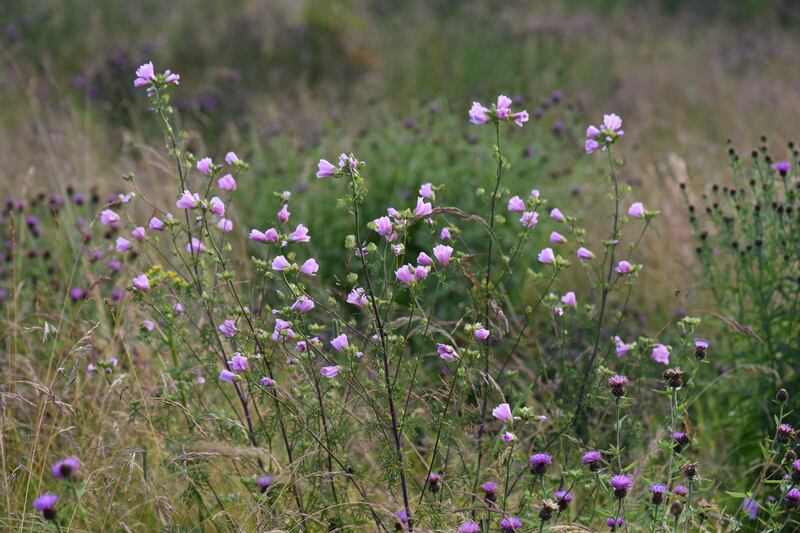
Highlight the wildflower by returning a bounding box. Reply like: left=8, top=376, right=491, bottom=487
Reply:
left=458, top=522, right=481, bottom=533
left=132, top=226, right=146, bottom=241
left=550, top=231, right=567, bottom=244
left=115, top=237, right=131, bottom=253
left=673, top=432, right=691, bottom=453
left=773, top=161, right=790, bottom=176
left=271, top=255, right=290, bottom=271
left=664, top=367, right=684, bottom=388
left=475, top=327, right=490, bottom=340
left=628, top=202, right=645, bottom=218
left=187, top=237, right=205, bottom=254
left=228, top=353, right=249, bottom=372
left=433, top=244, right=453, bottom=266
left=496, top=95, right=512, bottom=119
left=218, top=174, right=237, bottom=191
left=217, top=218, right=233, bottom=232
left=288, top=224, right=310, bottom=243
left=561, top=291, right=577, bottom=307
left=299, top=258, right=319, bottom=276
left=651, top=484, right=668, bottom=504
left=176, top=190, right=200, bottom=209
left=499, top=515, right=522, bottom=533
left=255, top=475, right=274, bottom=493
left=550, top=208, right=565, bottom=222
left=272, top=319, right=294, bottom=341
left=585, top=114, right=624, bottom=154
left=33, top=493, right=59, bottom=521
left=785, top=488, right=800, bottom=508
left=142, top=320, right=155, bottom=331
left=606, top=517, right=625, bottom=531
left=777, top=388, right=790, bottom=403
left=529, top=453, right=552, bottom=476
left=492, top=403, right=513, bottom=422
left=260, top=377, right=275, bottom=388
left=251, top=228, right=279, bottom=244
left=347, top=287, right=367, bottom=308
left=437, top=343, right=457, bottom=361
left=219, top=369, right=238, bottom=382
left=537, top=248, right=555, bottom=264
left=520, top=211, right=538, bottom=228
left=331, top=334, right=349, bottom=352
left=615, top=260, right=632, bottom=274
left=132, top=274, right=150, bottom=292
left=682, top=462, right=698, bottom=479
left=469, top=102, right=490, bottom=125
left=173, top=302, right=184, bottom=316
left=577, top=247, right=595, bottom=260
left=508, top=195, right=525, bottom=212
left=291, top=296, right=315, bottom=314
left=69, top=287, right=86, bottom=302
left=582, top=451, right=603, bottom=471
left=608, top=375, right=628, bottom=398
left=694, top=338, right=709, bottom=360
left=209, top=196, right=225, bottom=217
left=219, top=319, right=237, bottom=338
left=778, top=423, right=794, bottom=444
left=197, top=157, right=213, bottom=175
left=52, top=456, right=80, bottom=480
left=395, top=264, right=416, bottom=286
left=743, top=498, right=759, bottom=520
left=426, top=472, right=443, bottom=493
left=316, top=159, right=337, bottom=178
left=277, top=204, right=290, bottom=223
left=149, top=216, right=165, bottom=231
left=133, top=62, right=156, bottom=87
left=321, top=365, right=340, bottom=378
left=415, top=197, right=432, bottom=217
left=482, top=481, right=497, bottom=502
left=396, top=510, right=409, bottom=526
left=652, top=344, right=670, bottom=365
left=502, top=432, right=516, bottom=442
left=100, top=209, right=119, bottom=225
left=419, top=182, right=434, bottom=199
left=416, top=252, right=433, bottom=267
left=373, top=216, right=395, bottom=240
left=609, top=475, right=632, bottom=499
left=673, top=484, right=688, bottom=497
left=554, top=490, right=574, bottom=510
left=513, top=110, right=529, bottom=127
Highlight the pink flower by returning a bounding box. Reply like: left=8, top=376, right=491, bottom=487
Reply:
left=652, top=344, right=670, bottom=365
left=520, top=211, right=538, bottom=228
left=538, top=248, right=555, bottom=264
left=561, top=291, right=577, bottom=307
left=614, top=336, right=629, bottom=357
left=414, top=265, right=430, bottom=281
left=395, top=264, right=416, bottom=286
left=133, top=62, right=155, bottom=87
left=419, top=182, right=434, bottom=199
left=415, top=197, right=433, bottom=217
left=142, top=320, right=155, bottom=331
left=628, top=202, right=644, bottom=218
left=347, top=287, right=367, bottom=307
left=219, top=319, right=237, bottom=338
left=225, top=151, right=240, bottom=165
left=176, top=190, right=200, bottom=209
left=417, top=252, right=433, bottom=267
left=374, top=216, right=395, bottom=239
left=440, top=227, right=451, bottom=240
left=331, top=334, right=349, bottom=352
left=209, top=196, right=225, bottom=217
left=550, top=208, right=565, bottom=222
left=433, top=244, right=453, bottom=266
left=475, top=327, right=490, bottom=340
left=316, top=159, right=337, bottom=178
left=496, top=95, right=512, bottom=119
left=277, top=204, right=291, bottom=223
left=219, top=369, right=237, bottom=382
left=217, top=218, right=233, bottom=232
left=173, top=302, right=184, bottom=316
left=100, top=209, right=119, bottom=225
left=149, top=216, right=165, bottom=231
left=116, top=237, right=131, bottom=252
left=507, top=196, right=525, bottom=212
left=492, top=403, right=513, bottom=422
left=615, top=260, right=633, bottom=274
left=291, top=296, right=315, bottom=314
left=187, top=238, right=205, bottom=254
left=550, top=231, right=567, bottom=244
left=227, top=353, right=248, bottom=372
left=197, top=157, right=213, bottom=175
left=300, top=258, right=319, bottom=276
left=272, top=255, right=290, bottom=270
left=132, top=227, right=146, bottom=241
left=502, top=431, right=517, bottom=442
left=577, top=247, right=595, bottom=260
left=250, top=228, right=279, bottom=243
left=437, top=343, right=457, bottom=361
left=469, top=102, right=490, bottom=124
left=321, top=365, right=340, bottom=378
left=585, top=139, right=601, bottom=154
left=512, top=111, right=529, bottom=127
left=132, top=274, right=150, bottom=292
left=289, top=224, right=310, bottom=243
left=218, top=174, right=237, bottom=191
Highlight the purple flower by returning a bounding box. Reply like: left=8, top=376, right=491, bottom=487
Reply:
left=277, top=204, right=291, bottom=223
left=419, top=182, right=434, bottom=199
left=492, top=403, right=513, bottom=422
left=69, top=287, right=86, bottom=302
left=187, top=237, right=205, bottom=254
left=33, top=493, right=58, bottom=520
left=52, top=456, right=80, bottom=479
left=615, top=260, right=632, bottom=274
left=475, top=327, right=490, bottom=340
left=743, top=497, right=758, bottom=520
left=482, top=481, right=497, bottom=496
left=415, top=197, right=432, bottom=217
left=417, top=252, right=433, bottom=267
left=773, top=161, right=791, bottom=175
left=537, top=248, right=555, bottom=264
left=255, top=475, right=274, bottom=492
left=496, top=95, right=512, bottom=119
left=614, top=336, right=629, bottom=357
left=610, top=475, right=632, bottom=498
left=227, top=353, right=249, bottom=372
left=347, top=287, right=367, bottom=308
left=316, top=159, right=337, bottom=178
left=502, top=432, right=516, bottom=442
left=219, top=319, right=237, bottom=338
left=260, top=377, right=275, bottom=388
left=469, top=102, right=490, bottom=125
left=561, top=291, right=576, bottom=307
left=251, top=228, right=279, bottom=244
left=149, top=216, right=165, bottom=231
left=395, top=264, right=416, bottom=286
left=291, top=296, right=315, bottom=314
left=433, top=244, right=453, bottom=266
left=176, top=190, right=200, bottom=209
left=225, top=152, right=240, bottom=165
left=209, top=196, right=225, bottom=217
left=321, top=365, right=340, bottom=378
left=298, top=258, right=319, bottom=276
left=628, top=202, right=645, bottom=218
left=673, top=484, right=688, bottom=497
left=550, top=208, right=565, bottom=222
left=499, top=516, right=522, bottom=533
left=555, top=490, right=574, bottom=508
left=585, top=114, right=624, bottom=153
left=458, top=522, right=481, bottom=533
left=142, top=320, right=155, bottom=331
left=507, top=195, right=525, bottom=212
left=606, top=517, right=625, bottom=530
left=100, top=209, right=119, bottom=225
left=132, top=226, right=146, bottom=241
left=217, top=218, right=233, bottom=232
left=197, top=157, right=213, bottom=175
left=550, top=231, right=567, bottom=244
left=582, top=450, right=603, bottom=470
left=331, top=334, right=349, bottom=352
left=218, top=174, right=237, bottom=191
left=132, top=274, right=150, bottom=292
left=513, top=110, right=529, bottom=127
left=219, top=369, right=237, bottom=382
left=289, top=224, right=310, bottom=243
left=786, top=488, right=800, bottom=506
left=520, top=211, right=538, bottom=228
left=437, top=343, right=457, bottom=361
left=271, top=255, right=290, bottom=271
left=116, top=236, right=131, bottom=253
left=440, top=227, right=451, bottom=240
left=373, top=216, right=395, bottom=240
left=529, top=453, right=552, bottom=475
left=577, top=247, right=595, bottom=260
left=652, top=344, right=670, bottom=365
left=133, top=62, right=156, bottom=87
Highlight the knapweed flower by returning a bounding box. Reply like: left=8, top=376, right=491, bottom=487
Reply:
left=609, top=475, right=632, bottom=499
left=299, top=258, right=319, bottom=276
left=331, top=334, right=349, bottom=352
left=255, top=475, right=274, bottom=493
left=550, top=208, right=565, bottom=222
left=219, top=319, right=237, bottom=338
left=132, top=226, right=146, bottom=241
left=149, top=216, right=165, bottom=231
left=469, top=102, right=490, bottom=124
left=652, top=344, right=670, bottom=365
left=561, top=291, right=576, bottom=307
left=482, top=481, right=497, bottom=502
left=277, top=204, right=290, bottom=223
left=694, top=338, right=709, bottom=360
left=615, top=260, right=632, bottom=274
left=554, top=490, right=574, bottom=510
left=251, top=228, right=279, bottom=244
left=672, top=484, right=688, bottom=497
left=219, top=369, right=238, bottom=382
left=585, top=114, right=624, bottom=154
left=785, top=488, right=800, bottom=508
left=614, top=336, right=629, bottom=357
left=415, top=197, right=432, bottom=217
left=475, top=327, right=490, bottom=340
left=426, top=472, right=443, bottom=492
left=673, top=432, right=690, bottom=453
left=320, top=365, right=340, bottom=379
left=437, top=343, right=457, bottom=361
left=347, top=287, right=367, bottom=307
left=33, top=493, right=59, bottom=521
left=260, top=377, right=275, bottom=388
left=209, top=196, right=225, bottom=216
left=538, top=248, right=555, bottom=264
left=433, top=244, right=453, bottom=266
left=197, top=157, right=214, bottom=175
left=773, top=161, right=790, bottom=176
left=743, top=497, right=759, bottom=520
left=458, top=522, right=481, bottom=533
left=520, top=211, right=538, bottom=228
left=271, top=255, right=290, bottom=271
left=651, top=483, right=668, bottom=504
left=608, top=375, right=628, bottom=398
left=508, top=195, right=525, bottom=212
left=100, top=209, right=119, bottom=225
left=582, top=450, right=603, bottom=471
left=69, top=287, right=86, bottom=302
left=492, top=402, right=513, bottom=422
left=227, top=353, right=249, bottom=372
left=176, top=190, right=200, bottom=209
left=550, top=231, right=567, bottom=245
left=778, top=423, right=794, bottom=444
left=291, top=296, right=315, bottom=314
left=52, top=456, right=80, bottom=479
left=116, top=237, right=131, bottom=253
left=577, top=246, right=595, bottom=260
left=187, top=237, right=205, bottom=254
left=664, top=367, right=684, bottom=388
left=132, top=274, right=150, bottom=292
left=289, top=224, right=310, bottom=243
left=218, top=174, right=237, bottom=191
left=539, top=499, right=559, bottom=522
left=395, top=264, right=416, bottom=286
left=628, top=202, right=645, bottom=218
left=606, top=517, right=625, bottom=531
left=529, top=453, right=552, bottom=475
left=499, top=515, right=522, bottom=533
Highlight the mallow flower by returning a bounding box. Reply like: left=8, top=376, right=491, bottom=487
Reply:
left=433, top=244, right=453, bottom=266
left=331, top=334, right=349, bottom=352
left=628, top=202, right=645, bottom=218
left=538, top=248, right=555, bottom=264
left=507, top=195, right=525, bottom=212
left=197, top=157, right=213, bottom=175
left=218, top=174, right=237, bottom=191
left=299, top=258, right=319, bottom=276
left=492, top=403, right=513, bottom=422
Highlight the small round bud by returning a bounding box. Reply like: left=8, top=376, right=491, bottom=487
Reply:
left=777, top=388, right=790, bottom=403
